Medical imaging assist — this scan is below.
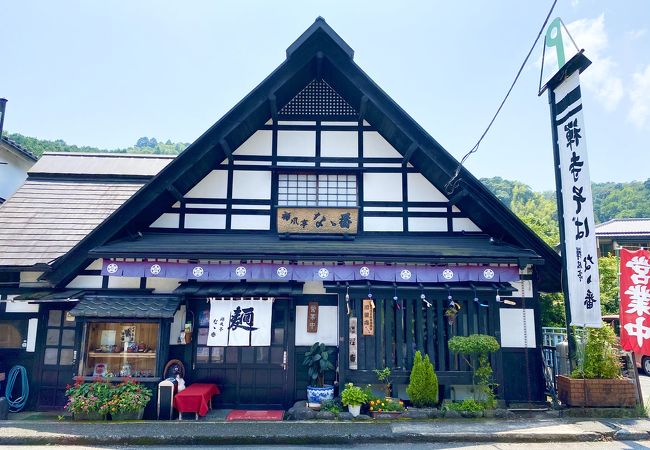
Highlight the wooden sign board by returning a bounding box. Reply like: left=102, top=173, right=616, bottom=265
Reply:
left=349, top=317, right=358, bottom=370
left=362, top=299, right=374, bottom=336
left=277, top=207, right=358, bottom=234
left=307, top=301, right=319, bottom=333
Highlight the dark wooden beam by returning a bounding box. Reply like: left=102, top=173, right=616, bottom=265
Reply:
left=220, top=139, right=233, bottom=163
left=358, top=96, right=368, bottom=121
left=403, top=142, right=419, bottom=165
left=269, top=95, right=278, bottom=122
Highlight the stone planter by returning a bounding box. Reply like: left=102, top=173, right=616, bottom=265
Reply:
left=557, top=375, right=637, bottom=407
left=371, top=411, right=403, bottom=419
left=307, top=385, right=334, bottom=404
left=73, top=411, right=105, bottom=421
left=111, top=408, right=145, bottom=421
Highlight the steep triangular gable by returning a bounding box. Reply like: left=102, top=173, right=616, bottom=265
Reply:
left=44, top=18, right=561, bottom=291
left=279, top=79, right=358, bottom=119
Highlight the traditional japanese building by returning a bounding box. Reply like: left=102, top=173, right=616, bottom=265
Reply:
left=0, top=19, right=561, bottom=415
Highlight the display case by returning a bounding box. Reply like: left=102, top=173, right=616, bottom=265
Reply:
left=80, top=322, right=160, bottom=379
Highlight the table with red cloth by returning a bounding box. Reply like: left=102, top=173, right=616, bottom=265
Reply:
left=173, top=383, right=220, bottom=420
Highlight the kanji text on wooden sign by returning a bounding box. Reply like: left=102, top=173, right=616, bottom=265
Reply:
left=307, top=301, right=319, bottom=333
left=362, top=299, right=375, bottom=336
left=277, top=208, right=358, bottom=234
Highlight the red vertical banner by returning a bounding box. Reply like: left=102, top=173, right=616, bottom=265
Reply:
left=620, top=248, right=650, bottom=352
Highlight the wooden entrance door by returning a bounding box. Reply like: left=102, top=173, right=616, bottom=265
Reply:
left=37, top=308, right=77, bottom=410
left=193, top=299, right=293, bottom=408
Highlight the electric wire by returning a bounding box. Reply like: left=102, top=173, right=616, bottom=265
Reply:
left=445, top=0, right=558, bottom=195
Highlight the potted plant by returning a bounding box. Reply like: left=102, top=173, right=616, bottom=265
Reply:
left=367, top=396, right=405, bottom=418
left=107, top=379, right=152, bottom=420
left=373, top=367, right=392, bottom=398
left=557, top=324, right=637, bottom=407
left=303, top=342, right=335, bottom=404
left=65, top=378, right=111, bottom=420
left=341, top=383, right=368, bottom=417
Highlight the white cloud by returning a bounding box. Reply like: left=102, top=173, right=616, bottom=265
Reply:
left=628, top=64, right=650, bottom=128
left=626, top=29, right=647, bottom=40
left=540, top=14, right=624, bottom=111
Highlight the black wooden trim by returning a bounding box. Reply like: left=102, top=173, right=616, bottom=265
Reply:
left=225, top=165, right=233, bottom=230
left=447, top=204, right=453, bottom=232
left=315, top=120, right=321, bottom=168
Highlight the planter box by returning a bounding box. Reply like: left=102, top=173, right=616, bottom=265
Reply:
left=73, top=412, right=106, bottom=421
left=111, top=408, right=145, bottom=421
left=557, top=375, right=637, bottom=407
left=371, top=411, right=403, bottom=419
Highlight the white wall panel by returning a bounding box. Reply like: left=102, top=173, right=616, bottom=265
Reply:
left=452, top=217, right=481, bottom=232
left=232, top=170, right=271, bottom=199
left=150, top=213, right=180, bottom=228
left=233, top=130, right=272, bottom=156
left=499, top=309, right=536, bottom=348
left=5, top=296, right=39, bottom=313
left=295, top=305, right=338, bottom=346
left=363, top=132, right=402, bottom=158
left=407, top=173, right=448, bottom=202
left=277, top=131, right=315, bottom=157
left=230, top=214, right=270, bottom=230
left=508, top=280, right=534, bottom=298
left=108, top=277, right=141, bottom=289
left=184, top=170, right=228, bottom=199
left=321, top=131, right=358, bottom=158
left=147, top=277, right=181, bottom=293
left=363, top=173, right=402, bottom=202
left=86, top=259, right=104, bottom=270
left=363, top=216, right=403, bottom=232
left=320, top=162, right=358, bottom=167
left=26, top=318, right=38, bottom=352
left=67, top=275, right=103, bottom=289
left=302, top=281, right=326, bottom=294
left=185, top=214, right=226, bottom=229
left=408, top=217, right=448, bottom=232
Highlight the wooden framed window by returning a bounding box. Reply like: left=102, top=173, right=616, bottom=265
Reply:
left=278, top=173, right=357, bottom=207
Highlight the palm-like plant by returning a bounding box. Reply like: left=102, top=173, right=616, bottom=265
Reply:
left=303, top=342, right=334, bottom=387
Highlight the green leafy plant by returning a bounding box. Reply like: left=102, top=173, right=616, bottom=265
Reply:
left=341, top=383, right=368, bottom=407
left=571, top=324, right=621, bottom=379
left=444, top=398, right=485, bottom=412
left=65, top=378, right=113, bottom=415
left=302, top=342, right=334, bottom=387
left=406, top=351, right=439, bottom=407
left=104, top=379, right=152, bottom=414
left=373, top=367, right=392, bottom=397
left=320, top=398, right=343, bottom=414
left=448, top=334, right=500, bottom=407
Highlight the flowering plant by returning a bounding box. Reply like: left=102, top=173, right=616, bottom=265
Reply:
left=64, top=377, right=113, bottom=415
left=104, top=379, right=153, bottom=414
left=368, top=397, right=404, bottom=413
left=341, top=383, right=368, bottom=407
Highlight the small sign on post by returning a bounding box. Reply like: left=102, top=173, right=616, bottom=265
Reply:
left=362, top=299, right=375, bottom=336
left=349, top=317, right=358, bottom=370
left=307, top=301, right=319, bottom=333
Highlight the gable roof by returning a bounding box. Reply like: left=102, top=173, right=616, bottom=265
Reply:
left=0, top=136, right=38, bottom=162
left=0, top=152, right=173, bottom=268
left=595, top=218, right=650, bottom=238
left=41, top=18, right=562, bottom=291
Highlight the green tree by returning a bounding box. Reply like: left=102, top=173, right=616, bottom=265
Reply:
left=599, top=255, right=619, bottom=315
left=406, top=351, right=439, bottom=407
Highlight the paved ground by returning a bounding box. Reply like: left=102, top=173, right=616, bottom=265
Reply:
left=4, top=444, right=650, bottom=450
left=2, top=418, right=650, bottom=446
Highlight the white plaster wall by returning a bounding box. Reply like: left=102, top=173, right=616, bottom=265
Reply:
left=85, top=259, right=104, bottom=270
left=363, top=173, right=402, bottom=202
left=20, top=272, right=44, bottom=284
left=185, top=214, right=226, bottom=229
left=146, top=277, right=181, bottom=293
left=5, top=294, right=39, bottom=313
left=302, top=281, right=326, bottom=294
left=67, top=275, right=103, bottom=289
left=232, top=170, right=271, bottom=199
left=499, top=309, right=536, bottom=348
left=363, top=132, right=402, bottom=158
left=452, top=217, right=481, bottom=232
left=363, top=216, right=403, bottom=232
left=295, top=305, right=338, bottom=346
left=0, top=147, right=32, bottom=201
left=407, top=173, right=448, bottom=202
left=184, top=170, right=228, bottom=199
left=277, top=131, right=315, bottom=157
left=408, top=217, right=448, bottom=232
left=230, top=214, right=270, bottom=230
left=107, top=277, right=140, bottom=289
left=233, top=130, right=272, bottom=156
left=150, top=213, right=180, bottom=228
left=321, top=131, right=357, bottom=158
left=508, top=280, right=534, bottom=298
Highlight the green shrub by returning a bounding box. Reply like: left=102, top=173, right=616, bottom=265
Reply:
left=406, top=351, right=439, bottom=407
left=571, top=324, right=621, bottom=379
left=445, top=398, right=485, bottom=412
left=320, top=398, right=343, bottom=414
left=448, top=334, right=500, bottom=407
left=341, top=383, right=368, bottom=406
left=373, top=367, right=392, bottom=397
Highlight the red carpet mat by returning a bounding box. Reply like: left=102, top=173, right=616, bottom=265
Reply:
left=226, top=410, right=284, bottom=421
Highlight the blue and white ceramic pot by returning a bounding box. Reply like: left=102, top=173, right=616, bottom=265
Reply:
left=306, top=385, right=334, bottom=404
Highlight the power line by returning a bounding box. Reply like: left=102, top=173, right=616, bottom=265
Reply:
left=444, top=0, right=558, bottom=195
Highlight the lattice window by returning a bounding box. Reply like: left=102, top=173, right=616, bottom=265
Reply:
left=279, top=79, right=358, bottom=118
left=278, top=173, right=357, bottom=207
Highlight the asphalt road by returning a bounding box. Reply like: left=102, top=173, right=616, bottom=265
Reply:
left=4, top=444, right=650, bottom=450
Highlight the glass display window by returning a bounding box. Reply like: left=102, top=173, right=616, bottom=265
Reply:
left=80, top=322, right=159, bottom=379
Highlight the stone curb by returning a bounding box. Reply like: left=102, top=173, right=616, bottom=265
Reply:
left=1, top=420, right=649, bottom=445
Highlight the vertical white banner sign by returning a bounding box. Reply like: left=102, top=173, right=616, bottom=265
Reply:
left=553, top=71, right=601, bottom=327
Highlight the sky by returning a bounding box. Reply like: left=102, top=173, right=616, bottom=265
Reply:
left=1, top=0, right=648, bottom=191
